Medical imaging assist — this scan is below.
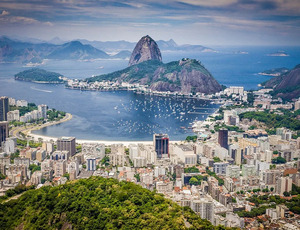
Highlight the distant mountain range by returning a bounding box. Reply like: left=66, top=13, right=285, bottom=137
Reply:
left=78, top=38, right=215, bottom=53
left=0, top=36, right=215, bottom=63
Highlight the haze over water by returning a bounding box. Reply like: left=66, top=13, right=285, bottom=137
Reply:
left=1, top=47, right=299, bottom=140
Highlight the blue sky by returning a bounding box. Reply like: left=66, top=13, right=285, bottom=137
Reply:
left=0, top=0, right=299, bottom=46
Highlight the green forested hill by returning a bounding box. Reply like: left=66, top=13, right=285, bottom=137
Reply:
left=0, top=177, right=230, bottom=230
left=14, top=68, right=64, bottom=83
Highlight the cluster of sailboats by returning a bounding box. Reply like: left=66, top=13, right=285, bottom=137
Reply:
left=110, top=95, right=219, bottom=136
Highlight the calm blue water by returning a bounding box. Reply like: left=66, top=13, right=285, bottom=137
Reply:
left=0, top=46, right=299, bottom=140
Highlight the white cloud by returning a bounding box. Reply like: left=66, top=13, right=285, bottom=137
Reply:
left=177, top=0, right=237, bottom=7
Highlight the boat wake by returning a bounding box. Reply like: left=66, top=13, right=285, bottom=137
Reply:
left=30, top=87, right=52, bottom=93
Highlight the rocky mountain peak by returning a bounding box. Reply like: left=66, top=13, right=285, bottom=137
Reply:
left=128, top=35, right=162, bottom=66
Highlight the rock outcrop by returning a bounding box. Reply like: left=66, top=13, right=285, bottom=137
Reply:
left=128, top=35, right=162, bottom=66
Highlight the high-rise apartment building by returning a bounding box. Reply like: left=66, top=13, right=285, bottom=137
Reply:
left=87, top=157, right=96, bottom=171
left=38, top=104, right=48, bottom=119
left=57, top=137, right=76, bottom=157
left=218, top=129, right=228, bottom=150
left=0, top=121, right=9, bottom=147
left=0, top=96, right=9, bottom=121
left=191, top=198, right=214, bottom=223
left=153, top=134, right=169, bottom=158
left=276, top=177, right=292, bottom=196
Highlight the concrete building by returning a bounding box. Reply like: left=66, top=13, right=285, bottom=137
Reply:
left=173, top=145, right=197, bottom=167
left=224, top=86, right=244, bottom=96
left=156, top=181, right=173, bottom=193
left=0, top=121, right=9, bottom=147
left=42, top=142, right=54, bottom=154
left=25, top=148, right=37, bottom=161
left=226, top=165, right=240, bottom=178
left=82, top=143, right=105, bottom=159
left=276, top=177, right=292, bottom=196
left=54, top=160, right=66, bottom=177
left=16, top=100, right=28, bottom=107
left=295, top=100, right=300, bottom=111
left=133, top=156, right=147, bottom=168
left=213, top=162, right=229, bottom=175
left=51, top=150, right=69, bottom=161
left=226, top=212, right=244, bottom=228
left=36, top=149, right=46, bottom=162
left=191, top=198, right=214, bottom=223
left=242, top=165, right=256, bottom=177
left=111, top=144, right=124, bottom=154
left=38, top=104, right=48, bottom=119
left=57, top=137, right=76, bottom=157
left=86, top=157, right=96, bottom=171
left=0, top=96, right=9, bottom=121
left=153, top=134, right=169, bottom=158
left=108, top=153, right=125, bottom=166
left=14, top=158, right=30, bottom=168
left=7, top=110, right=19, bottom=122
left=263, top=170, right=281, bottom=186
left=2, top=137, right=16, bottom=154
left=266, top=208, right=278, bottom=221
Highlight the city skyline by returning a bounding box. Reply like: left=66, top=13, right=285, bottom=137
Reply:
left=0, top=0, right=299, bottom=46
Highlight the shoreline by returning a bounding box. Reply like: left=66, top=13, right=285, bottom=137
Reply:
left=28, top=132, right=184, bottom=146
left=22, top=112, right=73, bottom=137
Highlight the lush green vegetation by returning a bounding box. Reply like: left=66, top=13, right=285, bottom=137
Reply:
left=17, top=139, right=42, bottom=148
left=237, top=205, right=273, bottom=218
left=10, top=150, right=20, bottom=163
left=184, top=166, right=200, bottom=173
left=47, top=109, right=66, bottom=121
left=213, top=157, right=222, bottom=163
left=206, top=169, right=224, bottom=186
left=189, top=175, right=208, bottom=185
left=14, top=68, right=64, bottom=83
left=87, top=60, right=162, bottom=83
left=101, top=156, right=110, bottom=166
left=241, top=185, right=300, bottom=215
left=10, top=103, right=38, bottom=116
left=0, top=184, right=36, bottom=203
left=0, top=173, right=6, bottom=180
left=239, top=109, right=300, bottom=137
left=86, top=59, right=216, bottom=90
left=29, top=164, right=41, bottom=173
left=271, top=156, right=287, bottom=164
left=186, top=135, right=197, bottom=142
left=0, top=177, right=231, bottom=229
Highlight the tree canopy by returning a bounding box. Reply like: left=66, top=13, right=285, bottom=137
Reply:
left=0, top=177, right=232, bottom=230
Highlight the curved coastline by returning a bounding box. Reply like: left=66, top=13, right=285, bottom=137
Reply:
left=22, top=112, right=73, bottom=138
left=25, top=113, right=183, bottom=146
left=28, top=132, right=183, bottom=146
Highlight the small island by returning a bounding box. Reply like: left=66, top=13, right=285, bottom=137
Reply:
left=267, top=51, right=289, bottom=57
left=258, top=67, right=289, bottom=77
left=14, top=68, right=66, bottom=83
